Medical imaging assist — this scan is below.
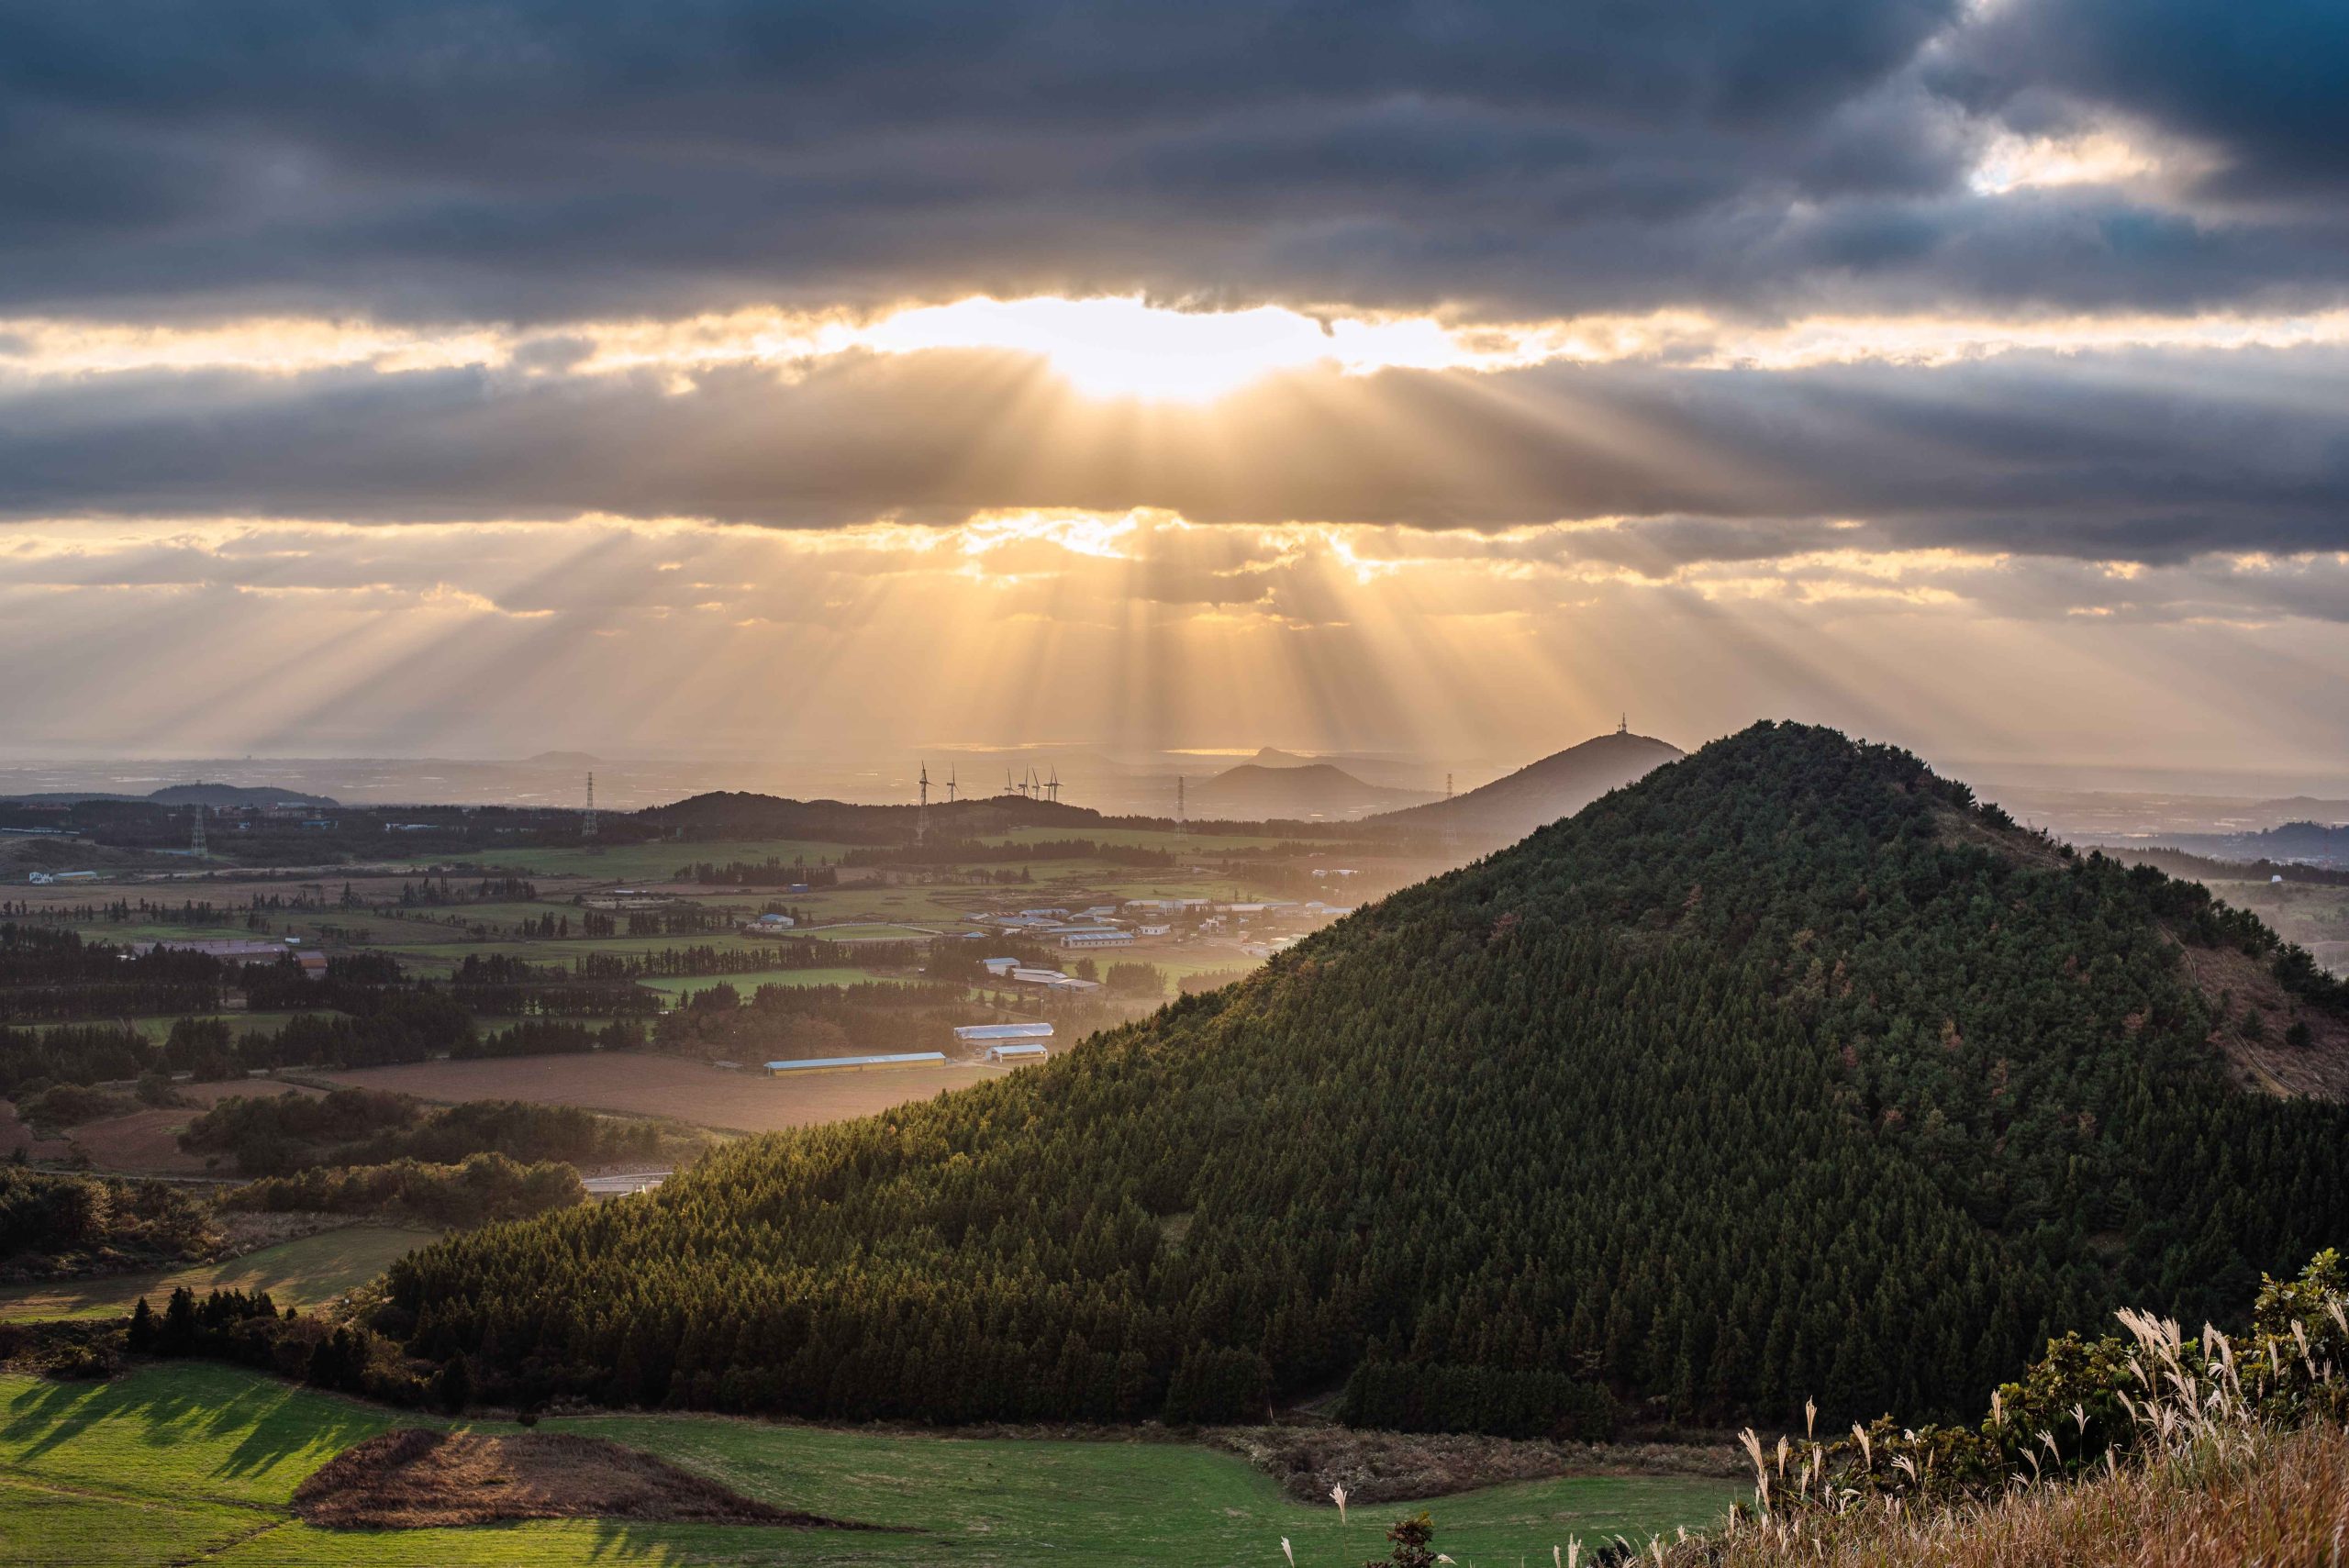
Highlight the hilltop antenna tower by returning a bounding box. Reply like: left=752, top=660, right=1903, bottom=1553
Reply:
left=918, top=762, right=930, bottom=845
left=1618, top=713, right=1628, bottom=736
left=189, top=805, right=206, bottom=859
left=584, top=773, right=596, bottom=839
left=1442, top=772, right=1455, bottom=854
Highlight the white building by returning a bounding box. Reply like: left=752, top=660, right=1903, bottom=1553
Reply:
left=984, top=1041, right=1050, bottom=1064
left=953, top=1022, right=1055, bottom=1046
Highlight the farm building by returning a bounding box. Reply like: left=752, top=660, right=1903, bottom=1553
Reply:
left=984, top=1042, right=1050, bottom=1064
left=1008, top=966, right=1103, bottom=993
left=1056, top=927, right=1133, bottom=949
left=981, top=956, right=1020, bottom=976
left=765, top=1051, right=948, bottom=1074
left=144, top=938, right=295, bottom=961
left=953, top=1022, right=1055, bottom=1045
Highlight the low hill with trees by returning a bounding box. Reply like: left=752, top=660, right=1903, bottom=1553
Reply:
left=386, top=723, right=2349, bottom=1431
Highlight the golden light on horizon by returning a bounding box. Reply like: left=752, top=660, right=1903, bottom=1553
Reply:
left=18, top=294, right=2349, bottom=403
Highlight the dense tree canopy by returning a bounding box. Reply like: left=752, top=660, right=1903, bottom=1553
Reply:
left=390, top=725, right=2349, bottom=1431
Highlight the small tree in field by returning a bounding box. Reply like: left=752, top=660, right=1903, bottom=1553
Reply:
left=1364, top=1511, right=1437, bottom=1568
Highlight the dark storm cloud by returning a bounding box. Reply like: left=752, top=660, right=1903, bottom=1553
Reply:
left=4, top=345, right=2346, bottom=567
left=1, top=0, right=2341, bottom=322
left=1945, top=0, right=2349, bottom=197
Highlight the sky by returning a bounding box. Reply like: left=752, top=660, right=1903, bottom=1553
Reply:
left=4, top=0, right=2347, bottom=777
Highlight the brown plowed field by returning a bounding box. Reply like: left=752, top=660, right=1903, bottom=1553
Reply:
left=317, top=1051, right=998, bottom=1133
left=0, top=1100, right=71, bottom=1162
left=69, top=1078, right=318, bottom=1174
left=293, top=1429, right=877, bottom=1530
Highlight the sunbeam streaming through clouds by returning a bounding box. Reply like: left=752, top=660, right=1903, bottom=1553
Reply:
left=0, top=0, right=2344, bottom=772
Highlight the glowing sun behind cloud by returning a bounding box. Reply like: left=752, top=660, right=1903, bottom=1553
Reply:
left=855, top=295, right=1464, bottom=401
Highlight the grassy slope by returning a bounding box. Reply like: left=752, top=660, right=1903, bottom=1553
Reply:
left=1656, top=1424, right=2349, bottom=1568
left=0, top=1227, right=433, bottom=1324
left=0, top=1365, right=1739, bottom=1567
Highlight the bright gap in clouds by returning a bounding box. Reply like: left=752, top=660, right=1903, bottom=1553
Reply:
left=15, top=294, right=2349, bottom=395
left=858, top=296, right=1464, bottom=401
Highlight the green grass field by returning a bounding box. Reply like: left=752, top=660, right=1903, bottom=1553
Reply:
left=119, top=1012, right=337, bottom=1044
left=639, top=968, right=918, bottom=1001
left=0, top=1227, right=433, bottom=1325
left=433, top=840, right=859, bottom=881
left=0, top=1364, right=1742, bottom=1567
left=797, top=922, right=952, bottom=940
left=974, top=827, right=1352, bottom=851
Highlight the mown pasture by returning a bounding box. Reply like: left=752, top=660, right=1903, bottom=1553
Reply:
left=0, top=1364, right=1742, bottom=1567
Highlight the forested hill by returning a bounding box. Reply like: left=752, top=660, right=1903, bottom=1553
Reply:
left=391, top=723, right=2349, bottom=1434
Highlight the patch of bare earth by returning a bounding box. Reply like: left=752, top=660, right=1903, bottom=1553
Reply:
left=292, top=1429, right=883, bottom=1530
left=68, top=1078, right=318, bottom=1174
left=317, top=1051, right=994, bottom=1135
left=0, top=1101, right=72, bottom=1162
left=2167, top=935, right=2349, bottom=1100
left=1202, top=1424, right=1742, bottom=1506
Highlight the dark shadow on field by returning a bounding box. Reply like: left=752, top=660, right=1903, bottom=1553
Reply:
left=2, top=1366, right=387, bottom=1491
left=576, top=1518, right=884, bottom=1563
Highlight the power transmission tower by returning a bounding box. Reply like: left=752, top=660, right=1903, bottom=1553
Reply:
left=190, top=806, right=206, bottom=859
left=1176, top=775, right=1186, bottom=848
left=584, top=773, right=596, bottom=839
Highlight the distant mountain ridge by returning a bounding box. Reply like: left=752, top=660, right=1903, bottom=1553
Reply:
left=2147, top=819, right=2349, bottom=869
left=1373, top=728, right=1683, bottom=840
left=640, top=790, right=1104, bottom=841
left=1186, top=762, right=1436, bottom=820
left=0, top=783, right=340, bottom=808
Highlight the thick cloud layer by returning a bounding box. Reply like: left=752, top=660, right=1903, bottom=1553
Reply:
left=4, top=346, right=2344, bottom=569
left=3, top=0, right=2343, bottom=321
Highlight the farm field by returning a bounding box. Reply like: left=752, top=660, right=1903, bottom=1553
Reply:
left=433, top=839, right=860, bottom=881
left=797, top=921, right=960, bottom=940
left=0, top=1364, right=1744, bottom=1567
left=65, top=1077, right=317, bottom=1174
left=974, top=826, right=1353, bottom=851
left=316, top=1051, right=996, bottom=1133
left=121, top=1012, right=333, bottom=1044
left=640, top=968, right=916, bottom=1000
left=0, top=1225, right=432, bottom=1323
